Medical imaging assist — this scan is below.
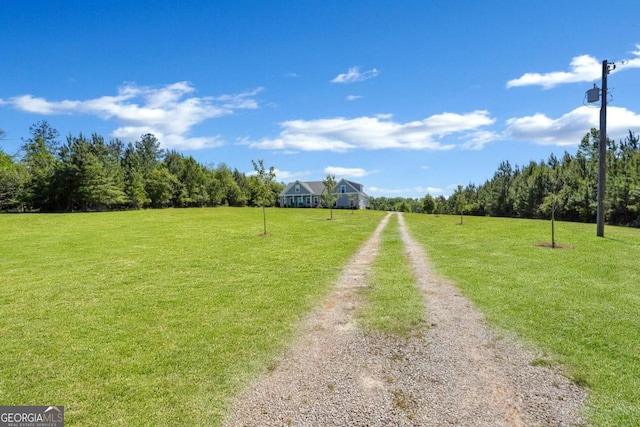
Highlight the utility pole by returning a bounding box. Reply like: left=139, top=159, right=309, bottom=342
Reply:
left=596, top=60, right=615, bottom=237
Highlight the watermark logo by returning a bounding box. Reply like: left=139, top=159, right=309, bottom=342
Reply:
left=0, top=406, right=64, bottom=427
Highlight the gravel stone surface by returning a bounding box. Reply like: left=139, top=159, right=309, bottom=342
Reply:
left=223, top=212, right=588, bottom=426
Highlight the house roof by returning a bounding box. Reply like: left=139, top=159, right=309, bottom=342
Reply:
left=340, top=179, right=368, bottom=196
left=280, top=179, right=368, bottom=197
left=280, top=180, right=326, bottom=197
left=305, top=181, right=326, bottom=195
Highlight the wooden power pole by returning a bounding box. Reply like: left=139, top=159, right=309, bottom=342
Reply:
left=596, top=60, right=615, bottom=237
left=596, top=60, right=608, bottom=237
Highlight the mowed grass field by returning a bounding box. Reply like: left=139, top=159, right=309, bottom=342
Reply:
left=3, top=208, right=639, bottom=426
left=0, top=207, right=385, bottom=425
left=403, top=213, right=640, bottom=427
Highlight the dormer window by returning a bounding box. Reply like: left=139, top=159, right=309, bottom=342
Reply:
left=295, top=184, right=300, bottom=193
left=340, top=185, right=346, bottom=193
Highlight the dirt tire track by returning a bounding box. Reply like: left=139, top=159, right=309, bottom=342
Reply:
left=224, top=212, right=588, bottom=426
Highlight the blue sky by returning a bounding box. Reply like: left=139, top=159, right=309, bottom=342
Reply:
left=1, top=1, right=639, bottom=198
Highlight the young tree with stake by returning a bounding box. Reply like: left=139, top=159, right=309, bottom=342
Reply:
left=252, top=159, right=276, bottom=235
left=454, top=185, right=467, bottom=224
left=349, top=194, right=357, bottom=213
left=322, top=174, right=337, bottom=220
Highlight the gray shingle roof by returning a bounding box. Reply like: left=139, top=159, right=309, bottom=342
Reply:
left=280, top=179, right=368, bottom=197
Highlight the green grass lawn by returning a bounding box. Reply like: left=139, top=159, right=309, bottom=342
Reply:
left=403, top=213, right=640, bottom=427
left=0, top=207, right=385, bottom=426
left=357, top=213, right=426, bottom=337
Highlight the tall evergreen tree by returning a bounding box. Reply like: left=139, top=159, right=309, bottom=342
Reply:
left=422, top=193, right=436, bottom=214
left=20, top=121, right=60, bottom=211
left=122, top=143, right=149, bottom=208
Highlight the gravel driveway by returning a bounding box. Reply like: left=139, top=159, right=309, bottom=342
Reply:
left=224, top=212, right=588, bottom=426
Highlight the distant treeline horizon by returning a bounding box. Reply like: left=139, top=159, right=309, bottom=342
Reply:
left=373, top=129, right=640, bottom=228
left=0, top=121, right=284, bottom=212
left=2, top=122, right=639, bottom=227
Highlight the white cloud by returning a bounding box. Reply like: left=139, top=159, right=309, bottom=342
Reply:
left=627, top=44, right=640, bottom=63
left=211, top=87, right=263, bottom=110
left=245, top=167, right=304, bottom=181
left=368, top=186, right=443, bottom=196
left=374, top=113, right=394, bottom=120
left=346, top=95, right=362, bottom=101
left=505, top=105, right=640, bottom=146
left=425, top=187, right=443, bottom=194
left=462, top=130, right=500, bottom=150
left=272, top=168, right=312, bottom=182
left=507, top=55, right=601, bottom=89
left=111, top=126, right=225, bottom=150
left=616, top=43, right=640, bottom=71
left=331, top=67, right=379, bottom=83
left=324, top=166, right=371, bottom=178
left=507, top=45, right=640, bottom=89
left=3, top=82, right=263, bottom=150
left=247, top=111, right=496, bottom=152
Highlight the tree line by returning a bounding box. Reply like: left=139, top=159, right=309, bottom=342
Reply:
left=0, top=121, right=284, bottom=212
left=369, top=197, right=424, bottom=213
left=419, top=129, right=639, bottom=227
left=3, top=122, right=638, bottom=226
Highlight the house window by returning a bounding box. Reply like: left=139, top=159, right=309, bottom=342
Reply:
left=295, top=184, right=300, bottom=193
left=340, top=185, right=346, bottom=193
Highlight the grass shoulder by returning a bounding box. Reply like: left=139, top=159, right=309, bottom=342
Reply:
left=357, top=213, right=427, bottom=337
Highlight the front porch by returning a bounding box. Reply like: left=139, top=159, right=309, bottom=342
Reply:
left=280, top=195, right=321, bottom=208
